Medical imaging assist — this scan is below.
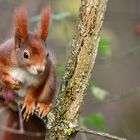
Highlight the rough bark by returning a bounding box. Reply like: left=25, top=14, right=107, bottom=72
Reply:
left=45, top=0, right=108, bottom=139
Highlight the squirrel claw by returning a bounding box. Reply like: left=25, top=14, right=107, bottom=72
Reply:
left=22, top=98, right=36, bottom=121
left=37, top=103, right=52, bottom=118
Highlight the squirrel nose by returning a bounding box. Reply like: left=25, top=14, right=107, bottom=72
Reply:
left=36, top=65, right=45, bottom=75
left=37, top=69, right=44, bottom=75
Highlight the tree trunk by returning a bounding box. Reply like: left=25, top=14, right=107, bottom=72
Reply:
left=45, top=0, right=108, bottom=139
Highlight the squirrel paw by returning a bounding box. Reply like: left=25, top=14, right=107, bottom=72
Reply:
left=4, top=77, right=21, bottom=90
left=10, top=79, right=21, bottom=90
left=22, top=98, right=36, bottom=121
left=37, top=103, right=53, bottom=118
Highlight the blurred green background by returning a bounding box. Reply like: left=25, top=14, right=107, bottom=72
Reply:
left=0, top=0, right=140, bottom=140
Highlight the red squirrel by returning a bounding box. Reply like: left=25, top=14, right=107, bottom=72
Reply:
left=0, top=7, right=56, bottom=120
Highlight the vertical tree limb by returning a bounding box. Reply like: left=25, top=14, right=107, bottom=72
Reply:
left=46, top=0, right=108, bottom=139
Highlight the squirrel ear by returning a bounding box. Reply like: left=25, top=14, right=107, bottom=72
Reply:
left=40, top=7, right=51, bottom=41
left=14, top=7, right=28, bottom=46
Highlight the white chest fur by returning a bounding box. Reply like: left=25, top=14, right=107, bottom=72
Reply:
left=10, top=67, right=38, bottom=97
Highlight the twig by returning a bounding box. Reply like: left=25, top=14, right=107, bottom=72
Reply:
left=97, top=46, right=140, bottom=66
left=92, top=86, right=140, bottom=105
left=17, top=103, right=24, bottom=133
left=77, top=128, right=127, bottom=140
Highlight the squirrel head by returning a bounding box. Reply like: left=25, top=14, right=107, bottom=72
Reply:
left=13, top=7, right=51, bottom=75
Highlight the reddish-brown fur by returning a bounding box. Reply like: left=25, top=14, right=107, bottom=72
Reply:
left=14, top=7, right=28, bottom=43
left=0, top=7, right=56, bottom=120
left=40, top=7, right=51, bottom=40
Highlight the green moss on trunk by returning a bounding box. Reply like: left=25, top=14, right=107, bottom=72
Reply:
left=45, top=0, right=108, bottom=139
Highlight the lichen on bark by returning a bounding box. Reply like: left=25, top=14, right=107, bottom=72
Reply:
left=45, top=0, right=108, bottom=139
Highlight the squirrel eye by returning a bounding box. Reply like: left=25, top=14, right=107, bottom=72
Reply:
left=23, top=50, right=29, bottom=59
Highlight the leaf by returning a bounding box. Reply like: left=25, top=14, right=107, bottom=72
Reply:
left=99, top=36, right=112, bottom=56
left=88, top=81, right=109, bottom=101
left=30, top=12, right=71, bottom=23
left=52, top=12, right=71, bottom=21
left=83, top=113, right=107, bottom=131
left=30, top=15, right=40, bottom=23
left=91, top=86, right=109, bottom=101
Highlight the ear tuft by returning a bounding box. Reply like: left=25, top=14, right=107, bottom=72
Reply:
left=14, top=7, right=28, bottom=43
left=40, top=7, right=51, bottom=41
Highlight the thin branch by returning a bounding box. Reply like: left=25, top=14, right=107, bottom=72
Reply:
left=17, top=103, right=24, bottom=133
left=92, top=86, right=140, bottom=105
left=97, top=46, right=140, bottom=66
left=77, top=128, right=127, bottom=140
